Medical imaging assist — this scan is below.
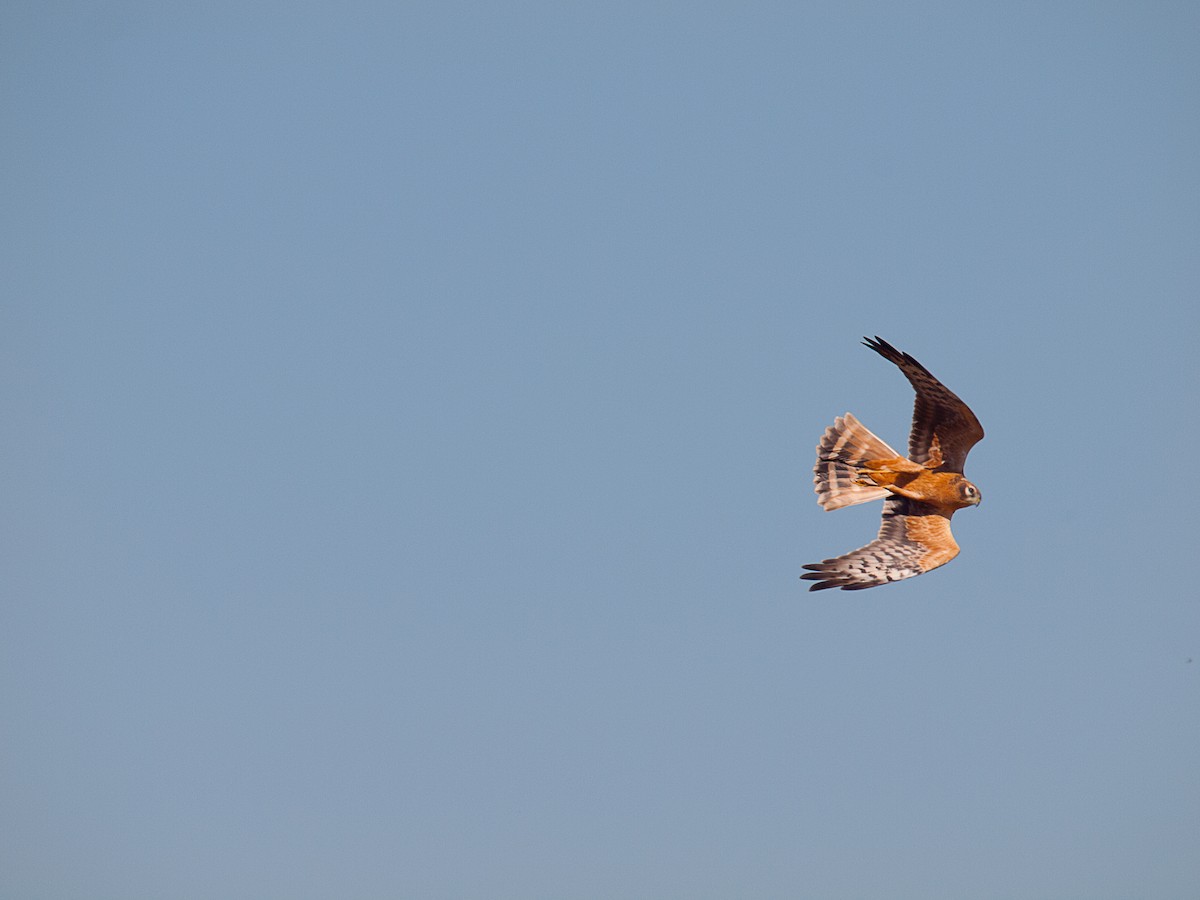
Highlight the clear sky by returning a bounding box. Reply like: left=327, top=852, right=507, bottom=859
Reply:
left=3, top=3, right=1198, bottom=898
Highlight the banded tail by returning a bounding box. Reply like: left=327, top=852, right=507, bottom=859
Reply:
left=812, top=413, right=900, bottom=511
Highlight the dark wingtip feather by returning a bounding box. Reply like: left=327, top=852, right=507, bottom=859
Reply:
left=862, top=335, right=899, bottom=359
left=862, top=335, right=931, bottom=376
left=802, top=566, right=841, bottom=591
left=802, top=564, right=891, bottom=591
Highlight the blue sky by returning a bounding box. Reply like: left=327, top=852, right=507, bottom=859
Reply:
left=3, top=3, right=1198, bottom=898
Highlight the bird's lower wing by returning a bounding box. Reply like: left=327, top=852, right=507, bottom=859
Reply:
left=802, top=497, right=959, bottom=591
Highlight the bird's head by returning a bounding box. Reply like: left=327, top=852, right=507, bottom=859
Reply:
left=957, top=479, right=982, bottom=508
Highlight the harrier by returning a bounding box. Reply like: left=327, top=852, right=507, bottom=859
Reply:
left=802, top=337, right=984, bottom=591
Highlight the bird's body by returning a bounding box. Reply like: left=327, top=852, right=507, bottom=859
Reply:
left=856, top=463, right=977, bottom=508
left=802, top=337, right=984, bottom=591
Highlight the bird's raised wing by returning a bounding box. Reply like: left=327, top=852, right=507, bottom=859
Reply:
left=801, top=496, right=960, bottom=591
left=863, top=336, right=983, bottom=472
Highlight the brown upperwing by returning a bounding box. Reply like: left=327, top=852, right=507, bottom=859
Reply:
left=862, top=336, right=984, bottom=472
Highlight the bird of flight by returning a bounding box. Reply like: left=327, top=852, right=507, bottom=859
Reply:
left=802, top=337, right=984, bottom=591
